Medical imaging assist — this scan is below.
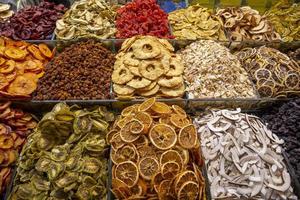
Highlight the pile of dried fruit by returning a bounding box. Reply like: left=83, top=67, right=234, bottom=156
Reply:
left=108, top=98, right=206, bottom=199
left=34, top=40, right=114, bottom=100
left=9, top=103, right=114, bottom=200
left=0, top=1, right=66, bottom=40
left=216, top=6, right=281, bottom=42
left=112, top=36, right=185, bottom=98
left=262, top=99, right=300, bottom=182
left=236, top=46, right=300, bottom=98
left=0, top=101, right=37, bottom=194
left=169, top=5, right=227, bottom=40
left=0, top=37, right=54, bottom=98
left=180, top=40, right=257, bottom=98
left=265, top=1, right=300, bottom=42
left=116, top=0, right=173, bottom=38
left=55, top=0, right=117, bottom=40
left=289, top=48, right=300, bottom=66
left=195, top=109, right=297, bottom=199
left=0, top=3, right=13, bottom=22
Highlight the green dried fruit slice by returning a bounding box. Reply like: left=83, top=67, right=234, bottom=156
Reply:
left=50, top=146, right=68, bottom=162
left=73, top=114, right=92, bottom=134
left=15, top=183, right=38, bottom=199
left=65, top=157, right=77, bottom=170
left=82, top=176, right=97, bottom=187
left=84, top=137, right=106, bottom=152
left=76, top=185, right=90, bottom=200
left=92, top=119, right=109, bottom=131
left=83, top=158, right=101, bottom=174
left=31, top=174, right=50, bottom=191
left=35, top=158, right=52, bottom=172
left=46, top=162, right=65, bottom=181
left=55, top=172, right=78, bottom=188
left=37, top=136, right=56, bottom=150
left=64, top=182, right=77, bottom=192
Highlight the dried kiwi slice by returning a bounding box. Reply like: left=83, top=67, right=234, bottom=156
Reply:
left=55, top=172, right=78, bottom=188
left=31, top=174, right=50, bottom=191
left=83, top=157, right=102, bottom=174
left=50, top=146, right=68, bottom=162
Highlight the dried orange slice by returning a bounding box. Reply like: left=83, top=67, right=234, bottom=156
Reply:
left=0, top=60, right=15, bottom=74
left=135, top=112, right=152, bottom=133
left=110, top=133, right=125, bottom=150
left=151, top=102, right=172, bottom=114
left=4, top=47, right=27, bottom=60
left=112, top=179, right=131, bottom=199
left=174, top=146, right=190, bottom=165
left=284, top=73, right=299, bottom=89
left=129, top=120, right=144, bottom=134
left=178, top=124, right=198, bottom=149
left=158, top=180, right=172, bottom=199
left=0, top=74, right=9, bottom=90
left=7, top=75, right=37, bottom=95
left=111, top=144, right=139, bottom=165
left=137, top=145, right=156, bottom=158
left=175, top=171, right=198, bottom=194
left=160, top=150, right=183, bottom=168
left=149, top=124, right=177, bottom=150
left=120, top=121, right=140, bottom=143
left=121, top=105, right=138, bottom=117
left=106, top=129, right=118, bottom=144
left=257, top=85, right=274, bottom=97
left=254, top=68, right=272, bottom=80
left=133, top=135, right=149, bottom=147
left=138, top=157, right=160, bottom=180
left=161, top=161, right=180, bottom=179
left=27, top=45, right=45, bottom=61
left=115, top=161, right=139, bottom=187
left=138, top=97, right=156, bottom=112
left=117, top=115, right=134, bottom=128
left=170, top=114, right=190, bottom=128
left=172, top=105, right=186, bottom=117
left=177, top=181, right=199, bottom=200
left=38, top=44, right=52, bottom=58
left=151, top=172, right=164, bottom=192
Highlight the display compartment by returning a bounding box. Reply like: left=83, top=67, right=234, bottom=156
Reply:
left=283, top=151, right=300, bottom=199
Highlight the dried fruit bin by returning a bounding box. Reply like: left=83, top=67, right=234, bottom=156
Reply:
left=283, top=151, right=300, bottom=199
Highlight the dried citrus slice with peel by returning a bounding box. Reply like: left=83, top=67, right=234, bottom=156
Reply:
left=121, top=105, right=138, bottom=117
left=158, top=180, right=171, bottom=199
left=177, top=181, right=199, bottom=200
left=149, top=124, right=177, bottom=150
left=161, top=161, right=180, bottom=179
left=112, top=179, right=131, bottom=199
left=133, top=135, right=149, bottom=147
left=120, top=121, right=140, bottom=143
left=172, top=105, right=186, bottom=117
left=115, top=161, right=139, bottom=187
left=175, top=171, right=198, bottom=194
left=170, top=114, right=190, bottom=128
left=160, top=150, right=183, bottom=168
left=159, top=116, right=170, bottom=124
left=111, top=144, right=139, bottom=165
left=138, top=97, right=156, bottom=112
left=138, top=157, right=160, bottom=180
left=257, top=85, right=274, bottom=97
left=151, top=172, right=164, bottom=192
left=110, top=133, right=125, bottom=150
left=151, top=102, right=172, bottom=114
left=284, top=73, right=299, bottom=89
left=106, top=129, right=118, bottom=143
left=174, top=146, right=190, bottom=165
left=129, top=120, right=144, bottom=134
left=137, top=146, right=156, bottom=158
left=135, top=112, right=152, bottom=133
left=254, top=68, right=272, bottom=80
left=117, top=115, right=134, bottom=128
left=178, top=124, right=198, bottom=149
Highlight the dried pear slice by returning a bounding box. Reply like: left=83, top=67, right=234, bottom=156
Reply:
left=55, top=172, right=78, bottom=188
left=31, top=174, right=50, bottom=191
left=83, top=157, right=101, bottom=174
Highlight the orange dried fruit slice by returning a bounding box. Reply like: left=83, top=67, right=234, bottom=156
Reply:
left=284, top=73, right=299, bottom=89
left=112, top=179, right=131, bottom=199
left=138, top=97, right=156, bottom=112
left=0, top=60, right=15, bottom=74
left=22, top=60, right=39, bottom=71
left=0, top=74, right=9, bottom=90
left=137, top=145, right=156, bottom=158
left=174, top=146, right=190, bottom=165
left=175, top=171, right=198, bottom=194
left=38, top=44, right=52, bottom=58
left=158, top=180, right=172, bottom=199
left=5, top=70, right=17, bottom=83
left=115, top=161, right=139, bottom=187
left=27, top=45, right=45, bottom=61
left=149, top=124, right=177, bottom=150
left=151, top=172, right=164, bottom=192
left=4, top=48, right=27, bottom=60
left=178, top=124, right=198, bottom=149
left=106, top=129, right=119, bottom=144
left=110, top=132, right=124, bottom=150
left=138, top=157, right=159, bottom=180
left=151, top=102, right=172, bottom=114
left=254, top=68, right=272, bottom=80
left=121, top=105, right=138, bottom=117
left=0, top=57, right=5, bottom=66
left=160, top=150, right=183, bottom=168
left=7, top=74, right=37, bottom=95
left=120, top=120, right=140, bottom=143
left=177, top=181, right=199, bottom=200
left=172, top=105, right=186, bottom=117
left=159, top=116, right=170, bottom=124
left=111, top=144, right=139, bottom=165
left=0, top=135, right=14, bottom=149
left=133, top=135, right=149, bottom=147
left=135, top=112, right=153, bottom=133
left=161, top=161, right=180, bottom=179
left=129, top=120, right=144, bottom=134
left=257, top=85, right=274, bottom=97
left=117, top=115, right=134, bottom=128
left=170, top=114, right=190, bottom=128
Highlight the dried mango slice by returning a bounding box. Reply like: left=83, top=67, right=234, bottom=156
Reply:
left=7, top=74, right=37, bottom=95
left=4, top=48, right=27, bottom=60
left=38, top=44, right=53, bottom=58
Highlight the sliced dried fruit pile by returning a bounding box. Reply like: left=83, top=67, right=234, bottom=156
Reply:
left=265, top=1, right=300, bottom=42
left=288, top=48, right=300, bottom=66
left=108, top=98, right=206, bottom=199
left=236, top=46, right=300, bottom=98
left=262, top=99, right=300, bottom=182
left=55, top=0, right=117, bottom=40
left=0, top=37, right=54, bottom=99
left=0, top=101, right=37, bottom=194
left=116, top=0, right=173, bottom=39
left=169, top=5, right=227, bottom=41
left=112, top=36, right=185, bottom=98
left=34, top=40, right=115, bottom=100
left=0, top=1, right=66, bottom=40
left=0, top=3, right=14, bottom=22
left=180, top=40, right=257, bottom=98
left=216, top=6, right=281, bottom=42
left=10, top=103, right=114, bottom=200
left=195, top=109, right=297, bottom=199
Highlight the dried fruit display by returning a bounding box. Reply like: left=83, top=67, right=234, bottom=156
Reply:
left=236, top=46, right=300, bottom=98
left=289, top=48, right=300, bottom=66
left=0, top=37, right=54, bottom=99
left=112, top=36, right=185, bottom=98
left=9, top=103, right=114, bottom=200
left=216, top=6, right=281, bottom=42
left=116, top=0, right=173, bottom=39
left=34, top=40, right=114, bottom=100
left=0, top=3, right=13, bottom=22
left=168, top=5, right=227, bottom=41
left=0, top=101, right=37, bottom=194
left=195, top=109, right=297, bottom=199
left=265, top=1, right=300, bottom=42
left=0, top=1, right=66, bottom=40
left=108, top=98, right=206, bottom=199
left=180, top=40, right=257, bottom=98
left=55, top=0, right=117, bottom=40
left=262, top=99, right=300, bottom=182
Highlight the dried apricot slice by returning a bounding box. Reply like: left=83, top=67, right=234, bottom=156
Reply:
left=4, top=48, right=27, bottom=60
left=170, top=114, right=190, bottom=128
left=7, top=74, right=37, bottom=95
left=138, top=97, right=156, bottom=112
left=151, top=102, right=172, bottom=114
left=177, top=181, right=199, bottom=200
left=161, top=161, right=180, bottom=179
left=178, top=124, right=198, bottom=149
left=149, top=124, right=177, bottom=150
left=138, top=157, right=159, bottom=180
left=115, top=161, right=139, bottom=187
left=38, top=44, right=53, bottom=58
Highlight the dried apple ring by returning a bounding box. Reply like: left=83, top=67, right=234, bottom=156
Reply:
left=123, top=52, right=139, bottom=66
left=7, top=74, right=37, bottom=95
left=138, top=84, right=160, bottom=97
left=112, top=66, right=134, bottom=85
left=113, top=84, right=135, bottom=96
left=139, top=60, right=164, bottom=81
left=115, top=161, right=139, bottom=187
left=160, top=83, right=185, bottom=98
left=128, top=66, right=141, bottom=77
left=158, top=76, right=183, bottom=88
left=38, top=44, right=53, bottom=58
left=138, top=157, right=160, bottom=180
left=166, top=57, right=184, bottom=77
left=178, top=124, right=198, bottom=149
left=149, top=124, right=177, bottom=150
left=4, top=48, right=27, bottom=60
left=132, top=39, right=161, bottom=59
left=0, top=60, right=15, bottom=74
left=126, top=77, right=151, bottom=89
left=140, top=81, right=157, bottom=92
left=0, top=135, right=14, bottom=149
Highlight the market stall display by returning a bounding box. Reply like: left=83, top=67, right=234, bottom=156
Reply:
left=0, top=1, right=66, bottom=40
left=34, top=40, right=114, bottom=100
left=9, top=103, right=114, bottom=200
left=0, top=101, right=37, bottom=195
left=0, top=37, right=54, bottom=99
left=265, top=1, right=300, bottom=42
left=195, top=109, right=297, bottom=199
left=115, top=0, right=173, bottom=39
left=180, top=40, right=257, bottom=98
left=262, top=99, right=300, bottom=182
left=168, top=5, right=227, bottom=41
left=55, top=0, right=118, bottom=40
left=108, top=98, right=206, bottom=199
left=0, top=3, right=14, bottom=22
left=112, top=36, right=185, bottom=98
left=236, top=46, right=300, bottom=98
left=216, top=6, right=281, bottom=42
